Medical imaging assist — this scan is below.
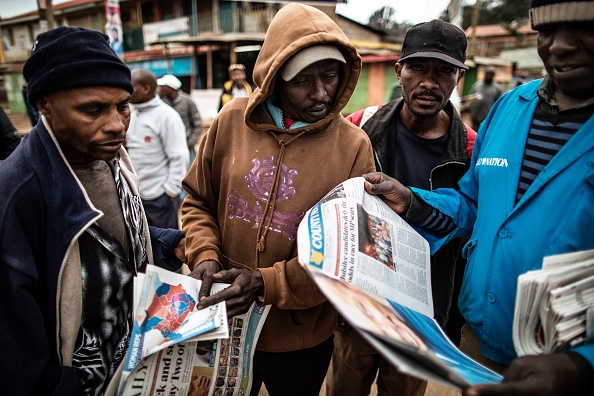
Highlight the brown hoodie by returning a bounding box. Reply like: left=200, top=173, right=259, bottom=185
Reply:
left=181, top=3, right=375, bottom=352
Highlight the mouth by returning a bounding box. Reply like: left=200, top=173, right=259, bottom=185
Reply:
left=551, top=63, right=586, bottom=75
left=415, top=96, right=440, bottom=106
left=100, top=141, right=124, bottom=151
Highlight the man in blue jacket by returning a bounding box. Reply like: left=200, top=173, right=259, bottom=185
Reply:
left=364, top=0, right=594, bottom=394
left=0, top=27, right=186, bottom=396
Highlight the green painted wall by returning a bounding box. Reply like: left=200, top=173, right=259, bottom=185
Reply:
left=5, top=73, right=26, bottom=114
left=384, top=63, right=398, bottom=103
left=343, top=64, right=368, bottom=115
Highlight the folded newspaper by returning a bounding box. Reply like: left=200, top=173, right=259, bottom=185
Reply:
left=297, top=177, right=502, bottom=390
left=513, top=249, right=594, bottom=356
left=116, top=265, right=270, bottom=396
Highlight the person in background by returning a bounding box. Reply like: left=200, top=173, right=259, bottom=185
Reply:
left=326, top=19, right=475, bottom=396
left=22, top=83, right=39, bottom=126
left=468, top=66, right=502, bottom=130
left=0, top=106, right=20, bottom=161
left=157, top=74, right=203, bottom=166
left=363, top=0, right=594, bottom=394
left=0, top=26, right=185, bottom=396
left=127, top=69, right=189, bottom=229
left=181, top=4, right=375, bottom=395
left=218, top=63, right=254, bottom=110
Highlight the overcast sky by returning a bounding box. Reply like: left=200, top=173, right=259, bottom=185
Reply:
left=1, top=0, right=451, bottom=24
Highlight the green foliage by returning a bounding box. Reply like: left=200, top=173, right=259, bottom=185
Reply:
left=367, top=6, right=411, bottom=41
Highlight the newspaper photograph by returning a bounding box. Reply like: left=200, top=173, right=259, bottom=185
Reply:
left=305, top=266, right=502, bottom=390
left=297, top=177, right=433, bottom=317
left=117, top=266, right=270, bottom=396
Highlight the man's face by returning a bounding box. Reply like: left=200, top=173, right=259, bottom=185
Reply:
left=230, top=69, right=246, bottom=86
left=484, top=70, right=495, bottom=84
left=158, top=85, right=177, bottom=100
left=38, top=86, right=131, bottom=163
left=130, top=70, right=153, bottom=104
left=277, top=59, right=341, bottom=123
left=397, top=58, right=463, bottom=119
left=537, top=23, right=594, bottom=104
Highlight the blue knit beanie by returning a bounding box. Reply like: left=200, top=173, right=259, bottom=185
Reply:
left=23, top=26, right=133, bottom=106
left=530, top=0, right=594, bottom=29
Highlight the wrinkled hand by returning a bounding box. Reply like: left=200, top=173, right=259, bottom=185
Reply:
left=463, top=354, right=584, bottom=396
left=189, top=260, right=221, bottom=302
left=363, top=172, right=412, bottom=215
left=197, top=268, right=264, bottom=318
left=174, top=237, right=186, bottom=263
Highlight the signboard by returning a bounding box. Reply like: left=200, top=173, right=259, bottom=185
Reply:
left=105, top=0, right=124, bottom=57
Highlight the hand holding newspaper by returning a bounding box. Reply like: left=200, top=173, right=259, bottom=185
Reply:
left=115, top=265, right=270, bottom=396
left=297, top=177, right=502, bottom=390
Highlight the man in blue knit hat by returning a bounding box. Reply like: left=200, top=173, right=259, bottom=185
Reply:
left=363, top=0, right=594, bottom=395
left=0, top=26, right=186, bottom=395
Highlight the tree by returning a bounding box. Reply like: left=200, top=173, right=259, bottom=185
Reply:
left=368, top=6, right=411, bottom=41
left=440, top=0, right=530, bottom=30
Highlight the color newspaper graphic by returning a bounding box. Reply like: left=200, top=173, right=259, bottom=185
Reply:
left=115, top=266, right=270, bottom=396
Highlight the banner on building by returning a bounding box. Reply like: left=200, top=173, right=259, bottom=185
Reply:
left=105, top=0, right=124, bottom=57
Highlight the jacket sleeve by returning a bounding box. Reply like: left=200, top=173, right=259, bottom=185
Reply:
left=161, top=111, right=190, bottom=197
left=181, top=117, right=223, bottom=270
left=259, top=132, right=377, bottom=309
left=149, top=226, right=184, bottom=272
left=0, top=204, right=83, bottom=395
left=187, top=100, right=203, bottom=148
left=409, top=122, right=483, bottom=254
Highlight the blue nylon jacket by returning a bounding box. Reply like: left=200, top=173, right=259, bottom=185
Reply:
left=410, top=79, right=594, bottom=366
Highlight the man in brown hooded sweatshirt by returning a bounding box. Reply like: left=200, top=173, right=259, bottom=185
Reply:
left=181, top=3, right=375, bottom=396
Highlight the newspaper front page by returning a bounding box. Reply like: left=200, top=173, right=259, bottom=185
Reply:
left=297, top=177, right=502, bottom=390
left=297, top=177, right=433, bottom=317
left=117, top=265, right=270, bottom=396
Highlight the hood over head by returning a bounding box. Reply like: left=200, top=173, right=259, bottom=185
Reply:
left=245, top=3, right=361, bottom=132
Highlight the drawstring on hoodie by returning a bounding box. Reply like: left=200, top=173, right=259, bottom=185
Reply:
left=255, top=129, right=309, bottom=265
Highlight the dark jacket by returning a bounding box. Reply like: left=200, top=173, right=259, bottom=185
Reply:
left=348, top=98, right=476, bottom=328
left=0, top=107, right=20, bottom=160
left=0, top=119, right=182, bottom=395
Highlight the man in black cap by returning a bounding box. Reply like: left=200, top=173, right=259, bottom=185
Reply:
left=326, top=19, right=475, bottom=396
left=0, top=26, right=186, bottom=396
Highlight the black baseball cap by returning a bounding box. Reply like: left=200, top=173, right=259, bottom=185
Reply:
left=398, top=19, right=469, bottom=70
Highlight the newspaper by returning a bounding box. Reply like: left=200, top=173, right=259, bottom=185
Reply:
left=117, top=265, right=270, bottom=396
left=297, top=177, right=433, bottom=317
left=297, top=177, right=502, bottom=390
left=513, top=249, right=594, bottom=356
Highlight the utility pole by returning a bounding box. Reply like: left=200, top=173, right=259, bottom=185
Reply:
left=450, top=0, right=462, bottom=28
left=469, top=0, right=480, bottom=57
left=37, top=0, right=56, bottom=32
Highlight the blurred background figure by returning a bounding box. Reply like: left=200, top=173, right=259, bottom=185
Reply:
left=468, top=66, right=502, bottom=130
left=0, top=107, right=20, bottom=161
left=158, top=74, right=203, bottom=166
left=127, top=69, right=188, bottom=229
left=218, top=63, right=254, bottom=111
left=22, top=83, right=39, bottom=127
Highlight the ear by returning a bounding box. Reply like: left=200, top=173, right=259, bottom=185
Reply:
left=36, top=96, right=51, bottom=116
left=395, top=63, right=403, bottom=81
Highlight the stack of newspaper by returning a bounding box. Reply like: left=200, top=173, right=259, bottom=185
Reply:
left=513, top=249, right=594, bottom=356
left=297, top=177, right=502, bottom=390
left=113, top=265, right=270, bottom=396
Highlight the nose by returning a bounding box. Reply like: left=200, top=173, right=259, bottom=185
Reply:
left=548, top=26, right=578, bottom=55
left=309, top=78, right=327, bottom=101
left=420, top=70, right=439, bottom=91
left=105, top=108, right=128, bottom=135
